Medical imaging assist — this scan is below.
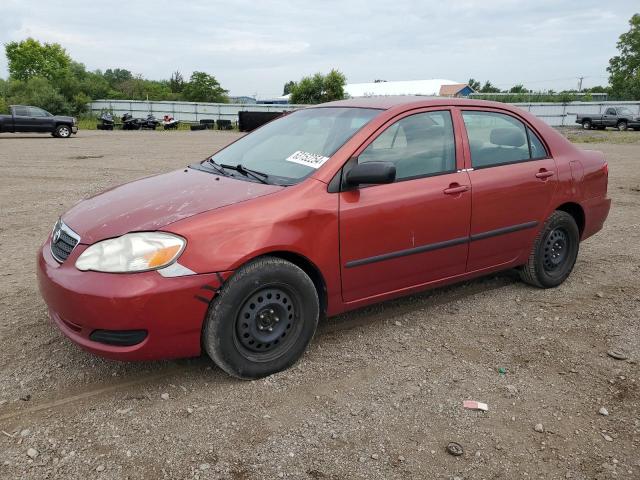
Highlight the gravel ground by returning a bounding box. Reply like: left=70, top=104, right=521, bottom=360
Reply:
left=0, top=130, right=638, bottom=479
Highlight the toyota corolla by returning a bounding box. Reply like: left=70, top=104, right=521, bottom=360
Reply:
left=37, top=97, right=611, bottom=379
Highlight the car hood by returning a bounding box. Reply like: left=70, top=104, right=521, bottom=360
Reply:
left=54, top=115, right=75, bottom=122
left=62, top=168, right=283, bottom=244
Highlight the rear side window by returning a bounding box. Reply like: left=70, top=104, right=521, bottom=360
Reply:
left=527, top=127, right=548, bottom=159
left=359, top=110, right=456, bottom=181
left=462, top=111, right=546, bottom=168
left=13, top=106, right=29, bottom=116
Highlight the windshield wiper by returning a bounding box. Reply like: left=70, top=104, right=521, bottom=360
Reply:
left=207, top=158, right=229, bottom=176
left=219, top=163, right=270, bottom=184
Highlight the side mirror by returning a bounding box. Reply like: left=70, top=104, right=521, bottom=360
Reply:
left=345, top=161, right=396, bottom=186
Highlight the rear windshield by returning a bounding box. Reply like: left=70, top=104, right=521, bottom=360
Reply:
left=205, top=107, right=381, bottom=184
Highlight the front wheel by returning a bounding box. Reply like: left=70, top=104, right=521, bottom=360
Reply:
left=519, top=211, right=580, bottom=288
left=203, top=257, right=319, bottom=379
left=617, top=121, right=628, bottom=131
left=54, top=125, right=71, bottom=138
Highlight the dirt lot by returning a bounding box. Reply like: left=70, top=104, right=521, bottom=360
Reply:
left=0, top=130, right=638, bottom=479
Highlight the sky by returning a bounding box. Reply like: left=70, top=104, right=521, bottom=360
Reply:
left=0, top=0, right=637, bottom=98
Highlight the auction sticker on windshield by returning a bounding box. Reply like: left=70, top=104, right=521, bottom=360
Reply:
left=285, top=151, right=330, bottom=169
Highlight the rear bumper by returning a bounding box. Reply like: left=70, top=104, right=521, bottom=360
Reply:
left=37, top=240, right=226, bottom=361
left=582, top=196, right=611, bottom=240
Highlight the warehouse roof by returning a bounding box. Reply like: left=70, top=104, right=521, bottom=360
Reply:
left=344, top=79, right=471, bottom=97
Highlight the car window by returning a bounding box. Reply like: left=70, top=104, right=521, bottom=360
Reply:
left=605, top=108, right=616, bottom=115
left=13, top=106, right=29, bottom=116
left=527, top=127, right=548, bottom=159
left=358, top=111, right=456, bottom=181
left=28, top=107, right=49, bottom=117
left=462, top=111, right=531, bottom=168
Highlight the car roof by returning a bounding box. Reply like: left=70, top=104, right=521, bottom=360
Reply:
left=317, top=95, right=518, bottom=112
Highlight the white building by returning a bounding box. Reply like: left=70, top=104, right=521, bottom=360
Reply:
left=344, top=79, right=473, bottom=98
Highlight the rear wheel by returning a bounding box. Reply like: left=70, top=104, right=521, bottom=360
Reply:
left=203, top=256, right=319, bottom=379
left=54, top=125, right=71, bottom=138
left=519, top=211, right=580, bottom=288
left=581, top=120, right=592, bottom=130
left=617, top=121, right=628, bottom=131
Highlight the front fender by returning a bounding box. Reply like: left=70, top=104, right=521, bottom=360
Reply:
left=166, top=178, right=343, bottom=313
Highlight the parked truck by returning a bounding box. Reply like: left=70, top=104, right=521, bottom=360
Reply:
left=575, top=106, right=640, bottom=131
left=0, top=105, right=78, bottom=138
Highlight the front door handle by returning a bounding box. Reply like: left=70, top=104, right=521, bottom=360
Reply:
left=443, top=183, right=469, bottom=195
left=535, top=169, right=555, bottom=179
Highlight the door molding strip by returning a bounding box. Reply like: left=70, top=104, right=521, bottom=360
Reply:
left=344, top=221, right=538, bottom=268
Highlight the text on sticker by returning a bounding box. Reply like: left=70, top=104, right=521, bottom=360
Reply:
left=285, top=151, right=330, bottom=169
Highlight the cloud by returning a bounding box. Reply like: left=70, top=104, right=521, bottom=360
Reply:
left=0, top=0, right=637, bottom=96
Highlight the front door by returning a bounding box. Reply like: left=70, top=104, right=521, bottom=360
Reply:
left=339, top=109, right=471, bottom=303
left=28, top=107, right=53, bottom=132
left=460, top=109, right=558, bottom=271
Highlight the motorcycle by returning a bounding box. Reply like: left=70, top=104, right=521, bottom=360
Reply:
left=96, top=112, right=114, bottom=130
left=141, top=114, right=160, bottom=130
left=121, top=113, right=143, bottom=130
left=162, top=114, right=180, bottom=130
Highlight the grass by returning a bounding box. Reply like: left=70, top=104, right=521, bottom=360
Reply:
left=559, top=127, right=640, bottom=144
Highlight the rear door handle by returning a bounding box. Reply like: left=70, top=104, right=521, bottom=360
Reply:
left=443, top=184, right=469, bottom=195
left=535, top=169, right=555, bottom=179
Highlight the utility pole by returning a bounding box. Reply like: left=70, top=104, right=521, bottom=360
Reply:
left=577, top=76, right=584, bottom=92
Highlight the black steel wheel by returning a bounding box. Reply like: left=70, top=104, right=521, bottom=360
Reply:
left=234, top=285, right=301, bottom=361
left=203, top=256, right=319, bottom=379
left=520, top=211, right=580, bottom=288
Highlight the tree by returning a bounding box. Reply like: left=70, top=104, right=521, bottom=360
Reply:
left=103, top=68, right=133, bottom=87
left=6, top=77, right=69, bottom=114
left=5, top=38, right=71, bottom=82
left=169, top=70, right=185, bottom=93
left=282, top=80, right=295, bottom=95
left=608, top=13, right=640, bottom=100
left=182, top=71, right=228, bottom=102
left=479, top=81, right=501, bottom=93
left=289, top=69, right=347, bottom=104
left=509, top=84, right=528, bottom=94
left=467, top=78, right=481, bottom=91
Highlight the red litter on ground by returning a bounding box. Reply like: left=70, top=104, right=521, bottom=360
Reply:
left=463, top=400, right=488, bottom=411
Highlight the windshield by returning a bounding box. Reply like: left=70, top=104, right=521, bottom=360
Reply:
left=618, top=107, right=633, bottom=116
left=205, top=107, right=381, bottom=184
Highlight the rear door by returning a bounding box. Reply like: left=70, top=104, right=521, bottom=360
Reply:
left=339, top=108, right=471, bottom=303
left=602, top=108, right=617, bottom=127
left=11, top=106, right=34, bottom=131
left=460, top=109, right=557, bottom=271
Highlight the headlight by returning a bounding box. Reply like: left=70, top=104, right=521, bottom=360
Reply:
left=75, top=232, right=185, bottom=273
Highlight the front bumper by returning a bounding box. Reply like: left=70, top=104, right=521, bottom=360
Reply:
left=72, top=126, right=78, bottom=134
left=37, top=239, right=227, bottom=361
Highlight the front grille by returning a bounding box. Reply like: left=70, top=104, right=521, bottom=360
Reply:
left=50, top=220, right=80, bottom=263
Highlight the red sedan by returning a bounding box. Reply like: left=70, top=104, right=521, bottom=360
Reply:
left=37, top=97, right=611, bottom=379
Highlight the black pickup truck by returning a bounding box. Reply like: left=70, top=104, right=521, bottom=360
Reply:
left=0, top=105, right=78, bottom=138
left=575, top=106, right=640, bottom=131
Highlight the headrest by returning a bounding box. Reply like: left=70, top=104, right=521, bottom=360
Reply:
left=490, top=128, right=526, bottom=147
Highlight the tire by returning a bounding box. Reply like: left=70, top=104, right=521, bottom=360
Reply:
left=581, top=120, right=592, bottom=130
left=203, top=256, right=319, bottom=379
left=519, top=211, right=579, bottom=288
left=55, top=124, right=71, bottom=138
left=617, top=121, right=628, bottom=131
